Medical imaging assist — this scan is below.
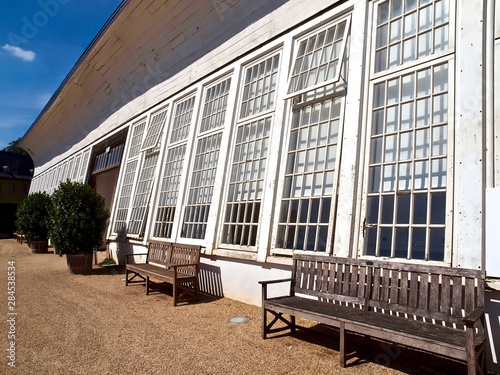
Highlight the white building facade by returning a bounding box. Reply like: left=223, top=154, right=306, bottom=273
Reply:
left=21, top=0, right=500, bottom=370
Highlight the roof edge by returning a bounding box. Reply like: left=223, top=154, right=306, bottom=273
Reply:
left=19, top=0, right=131, bottom=146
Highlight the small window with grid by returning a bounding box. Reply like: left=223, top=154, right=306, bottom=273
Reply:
left=240, top=53, right=280, bottom=119
left=170, top=96, right=196, bottom=144
left=66, top=158, right=74, bottom=183
left=72, top=154, right=82, bottom=181
left=201, top=79, right=231, bottom=132
left=141, top=107, right=168, bottom=151
left=373, top=0, right=451, bottom=73
left=288, top=16, right=351, bottom=97
left=78, top=149, right=91, bottom=183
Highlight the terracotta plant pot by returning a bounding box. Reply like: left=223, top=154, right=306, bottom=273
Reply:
left=30, top=240, right=49, bottom=254
left=66, top=253, right=93, bottom=275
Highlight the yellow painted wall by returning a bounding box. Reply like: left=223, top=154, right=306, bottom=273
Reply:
left=0, top=179, right=30, bottom=204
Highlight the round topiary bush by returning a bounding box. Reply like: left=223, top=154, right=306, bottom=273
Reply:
left=15, top=191, right=52, bottom=241
left=48, top=181, right=109, bottom=256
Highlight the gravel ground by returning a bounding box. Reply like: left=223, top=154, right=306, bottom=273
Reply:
left=0, top=239, right=452, bottom=374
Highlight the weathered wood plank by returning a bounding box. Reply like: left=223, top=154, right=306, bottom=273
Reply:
left=440, top=275, right=451, bottom=313
left=452, top=276, right=463, bottom=317
left=418, top=272, right=429, bottom=310
left=429, top=273, right=440, bottom=312
left=399, top=271, right=408, bottom=305
left=390, top=269, right=399, bottom=303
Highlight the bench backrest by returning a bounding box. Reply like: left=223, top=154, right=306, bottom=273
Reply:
left=147, top=240, right=201, bottom=275
left=368, top=260, right=485, bottom=327
left=292, top=253, right=485, bottom=327
left=147, top=240, right=172, bottom=266
left=292, top=253, right=373, bottom=308
left=170, top=243, right=201, bottom=276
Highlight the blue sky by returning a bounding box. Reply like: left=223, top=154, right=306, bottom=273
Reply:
left=0, top=0, right=123, bottom=149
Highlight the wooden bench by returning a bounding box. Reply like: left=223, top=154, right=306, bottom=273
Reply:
left=14, top=232, right=24, bottom=244
left=125, top=240, right=201, bottom=306
left=260, top=253, right=487, bottom=374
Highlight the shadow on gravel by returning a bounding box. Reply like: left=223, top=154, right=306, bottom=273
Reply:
left=266, top=323, right=465, bottom=375
left=91, top=265, right=125, bottom=275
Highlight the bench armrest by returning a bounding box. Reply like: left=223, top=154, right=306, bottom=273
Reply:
left=259, top=278, right=294, bottom=301
left=125, top=253, right=148, bottom=264
left=258, top=278, right=294, bottom=286
left=463, top=307, right=485, bottom=326
left=171, top=263, right=199, bottom=270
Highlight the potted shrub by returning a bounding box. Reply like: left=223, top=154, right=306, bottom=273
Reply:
left=48, top=181, right=109, bottom=274
left=15, top=192, right=52, bottom=253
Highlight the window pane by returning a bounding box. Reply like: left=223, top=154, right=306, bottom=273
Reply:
left=289, top=18, right=350, bottom=93
left=413, top=194, right=428, bottom=224
left=379, top=227, right=393, bottom=257
left=381, top=195, right=394, bottom=224
left=397, top=194, right=410, bottom=224
left=429, top=228, right=445, bottom=261
left=367, top=196, right=380, bottom=223
left=395, top=227, right=409, bottom=258
left=241, top=55, right=279, bottom=118
left=430, top=192, right=446, bottom=224
left=412, top=227, right=426, bottom=259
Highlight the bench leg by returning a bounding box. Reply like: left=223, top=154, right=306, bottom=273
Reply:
left=262, top=308, right=268, bottom=339
left=339, top=322, right=346, bottom=368
left=146, top=276, right=150, bottom=295
left=173, top=281, right=177, bottom=307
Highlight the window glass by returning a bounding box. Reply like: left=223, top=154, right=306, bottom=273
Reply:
left=374, top=0, right=450, bottom=73
left=364, top=62, right=449, bottom=260
left=181, top=78, right=232, bottom=240
left=240, top=54, right=280, bottom=118
left=288, top=17, right=350, bottom=95
left=276, top=96, right=342, bottom=252
left=222, top=117, right=271, bottom=247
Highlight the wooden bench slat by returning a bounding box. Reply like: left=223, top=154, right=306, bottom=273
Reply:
left=440, top=275, right=452, bottom=314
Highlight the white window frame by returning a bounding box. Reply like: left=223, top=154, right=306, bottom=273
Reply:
left=219, top=50, right=282, bottom=252
left=359, top=48, right=455, bottom=264
left=285, top=15, right=351, bottom=99
left=370, top=0, right=456, bottom=79
left=180, top=76, right=233, bottom=242
left=270, top=12, right=352, bottom=256
left=150, top=92, right=199, bottom=243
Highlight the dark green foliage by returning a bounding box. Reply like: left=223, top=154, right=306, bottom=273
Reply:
left=2, top=138, right=28, bottom=155
left=15, top=192, right=52, bottom=240
left=48, top=181, right=109, bottom=255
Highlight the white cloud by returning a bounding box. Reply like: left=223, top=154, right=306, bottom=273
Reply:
left=2, top=44, right=36, bottom=62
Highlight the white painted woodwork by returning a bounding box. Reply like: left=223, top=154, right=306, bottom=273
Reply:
left=454, top=0, right=485, bottom=270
